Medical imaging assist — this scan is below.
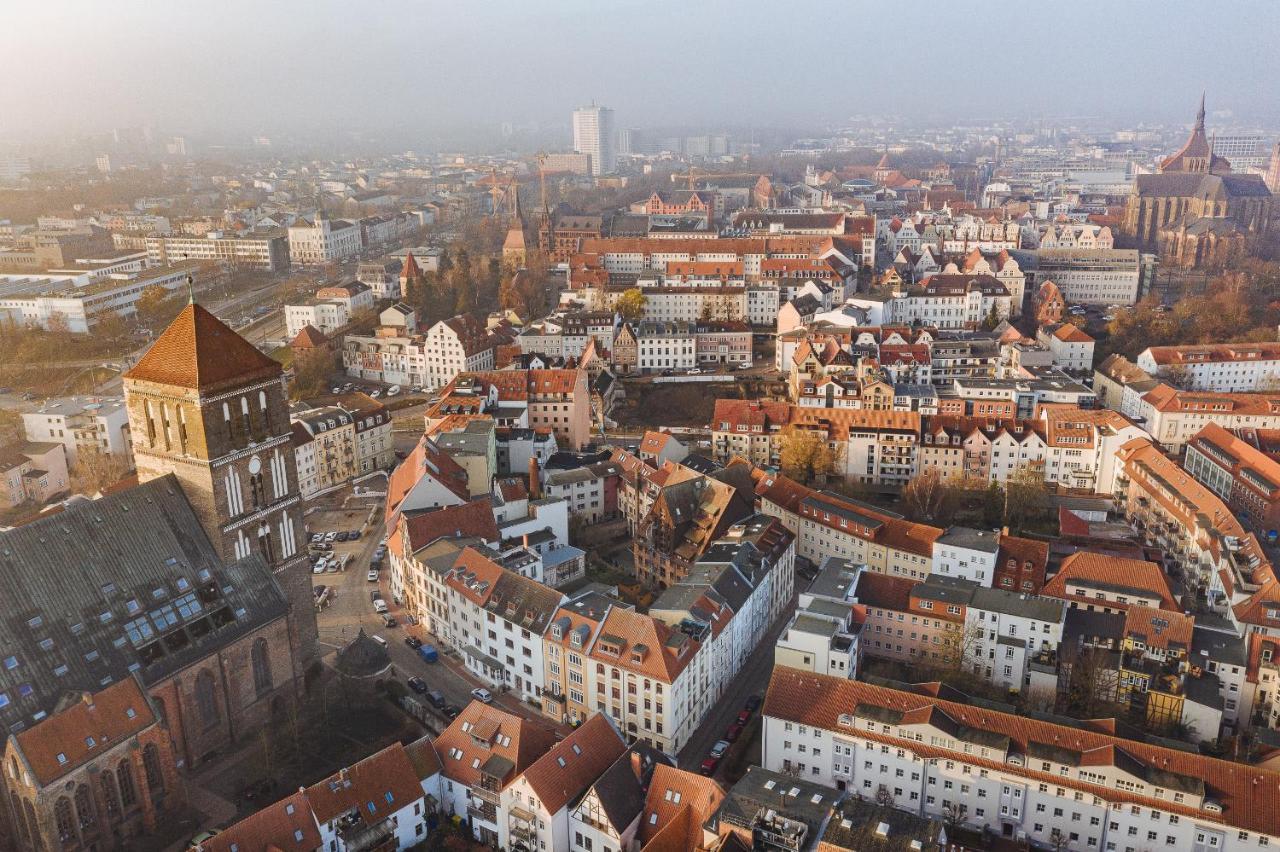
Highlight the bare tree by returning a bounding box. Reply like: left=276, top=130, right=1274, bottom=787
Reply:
left=71, top=449, right=132, bottom=496
left=778, top=426, right=836, bottom=484
left=901, top=467, right=957, bottom=524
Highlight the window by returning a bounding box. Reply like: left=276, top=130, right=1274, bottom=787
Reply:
left=195, top=670, right=219, bottom=728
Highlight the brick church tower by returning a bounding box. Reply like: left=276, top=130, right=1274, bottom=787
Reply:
left=122, top=302, right=318, bottom=662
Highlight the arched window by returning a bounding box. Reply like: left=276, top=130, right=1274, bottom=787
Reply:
left=54, top=796, right=75, bottom=843
left=249, top=473, right=265, bottom=508
left=194, top=669, right=219, bottom=728
left=116, top=760, right=137, bottom=809
left=144, top=399, right=157, bottom=447
left=22, top=799, right=38, bottom=851
left=9, top=793, right=30, bottom=848
left=256, top=524, right=274, bottom=564
left=6, top=756, right=16, bottom=779
left=142, top=744, right=165, bottom=794
left=259, top=390, right=271, bottom=431
left=100, top=769, right=120, bottom=820
left=251, top=638, right=272, bottom=696
left=223, top=402, right=233, bottom=441
left=73, top=783, right=95, bottom=830
left=240, top=396, right=252, bottom=440
left=152, top=695, right=167, bottom=727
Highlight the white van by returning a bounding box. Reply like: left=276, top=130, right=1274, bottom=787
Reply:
left=374, top=599, right=389, bottom=615
left=371, top=635, right=388, bottom=648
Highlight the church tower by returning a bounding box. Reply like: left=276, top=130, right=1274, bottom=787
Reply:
left=122, top=301, right=318, bottom=661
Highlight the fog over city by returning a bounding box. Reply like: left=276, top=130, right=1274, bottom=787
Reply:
left=3, top=0, right=1280, bottom=148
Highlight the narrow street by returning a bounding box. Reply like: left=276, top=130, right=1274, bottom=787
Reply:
left=676, top=594, right=796, bottom=774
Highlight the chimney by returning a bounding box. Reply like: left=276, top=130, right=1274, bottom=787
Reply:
left=630, top=750, right=643, bottom=782
left=528, top=456, right=541, bottom=499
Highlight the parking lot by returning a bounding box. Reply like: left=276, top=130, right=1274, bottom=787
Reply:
left=304, top=497, right=563, bottom=731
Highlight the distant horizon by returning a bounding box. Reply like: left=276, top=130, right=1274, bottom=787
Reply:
left=2, top=0, right=1278, bottom=145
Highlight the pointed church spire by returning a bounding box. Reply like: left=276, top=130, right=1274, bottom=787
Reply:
left=1196, top=91, right=1206, bottom=131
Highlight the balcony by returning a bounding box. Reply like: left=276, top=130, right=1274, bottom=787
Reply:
left=335, top=813, right=395, bottom=851
left=467, top=800, right=498, bottom=823
left=471, top=780, right=501, bottom=806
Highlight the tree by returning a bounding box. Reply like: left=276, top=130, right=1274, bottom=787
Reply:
left=1004, top=465, right=1049, bottom=532
left=134, top=285, right=181, bottom=329
left=615, top=288, right=648, bottom=320
left=901, top=467, right=957, bottom=524
left=980, top=303, right=1001, bottom=331
left=70, top=449, right=132, bottom=496
left=291, top=348, right=336, bottom=400
left=778, top=426, right=835, bottom=483
left=1158, top=363, right=1194, bottom=390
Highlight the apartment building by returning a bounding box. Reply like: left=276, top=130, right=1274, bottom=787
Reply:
left=145, top=230, right=290, bottom=271
left=427, top=368, right=592, bottom=451
left=1137, top=342, right=1280, bottom=392
left=0, top=265, right=194, bottom=335
left=441, top=548, right=565, bottom=701
left=1183, top=423, right=1280, bottom=538
left=755, top=470, right=941, bottom=581
left=887, top=275, right=1012, bottom=330
left=1023, top=247, right=1146, bottom=305
left=1036, top=322, right=1097, bottom=373
left=285, top=299, right=348, bottom=339
left=710, top=399, right=792, bottom=467
left=290, top=394, right=393, bottom=497
left=775, top=557, right=863, bottom=678
left=287, top=214, right=361, bottom=265
left=1135, top=384, right=1280, bottom=452
left=0, top=441, right=68, bottom=508
left=23, top=395, right=132, bottom=468
left=762, top=668, right=1280, bottom=851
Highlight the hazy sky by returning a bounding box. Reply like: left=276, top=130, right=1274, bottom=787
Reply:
left=3, top=0, right=1278, bottom=142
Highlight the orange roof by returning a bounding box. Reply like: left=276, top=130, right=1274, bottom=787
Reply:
left=1041, top=551, right=1178, bottom=611
left=304, top=743, right=425, bottom=825
left=401, top=499, right=498, bottom=553
left=520, top=713, right=626, bottom=814
left=591, top=606, right=697, bottom=683
left=639, top=764, right=725, bottom=845
left=640, top=430, right=674, bottom=455
left=125, top=302, right=282, bottom=393
left=712, top=398, right=791, bottom=431
left=854, top=571, right=915, bottom=611
left=14, top=677, right=156, bottom=786
left=1048, top=322, right=1094, bottom=344
left=384, top=435, right=471, bottom=529
left=290, top=323, right=328, bottom=349
left=764, top=667, right=1280, bottom=839
left=202, top=791, right=322, bottom=852
left=434, top=701, right=557, bottom=790
left=1123, top=605, right=1194, bottom=653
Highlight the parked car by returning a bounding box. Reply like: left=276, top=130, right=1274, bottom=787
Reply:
left=725, top=723, right=744, bottom=742
left=443, top=704, right=461, bottom=720
left=710, top=740, right=730, bottom=759
left=349, top=529, right=362, bottom=540
left=744, top=694, right=762, bottom=713
left=312, top=561, right=327, bottom=574
left=404, top=636, right=423, bottom=650
left=700, top=756, right=719, bottom=776
left=471, top=687, right=493, bottom=704
left=370, top=589, right=383, bottom=602
left=688, top=367, right=703, bottom=375
left=330, top=387, right=341, bottom=394
left=418, top=644, right=439, bottom=664
left=407, top=677, right=427, bottom=694
left=324, top=531, right=338, bottom=542
left=426, top=689, right=446, bottom=709
left=370, top=389, right=381, bottom=398
left=381, top=615, right=397, bottom=628
left=367, top=569, right=379, bottom=582
left=387, top=385, right=401, bottom=397
left=374, top=599, right=389, bottom=614
left=736, top=709, right=752, bottom=725
left=335, top=531, right=350, bottom=542
left=309, top=533, right=324, bottom=544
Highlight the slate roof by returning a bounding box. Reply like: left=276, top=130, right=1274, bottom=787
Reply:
left=125, top=302, right=282, bottom=393
left=0, top=475, right=288, bottom=735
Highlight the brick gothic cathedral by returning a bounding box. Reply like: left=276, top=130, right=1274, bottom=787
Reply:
left=122, top=302, right=319, bottom=660
left=1122, top=95, right=1273, bottom=268
left=0, top=302, right=317, bottom=851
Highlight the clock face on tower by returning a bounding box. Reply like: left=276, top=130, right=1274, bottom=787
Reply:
left=248, top=456, right=262, bottom=475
